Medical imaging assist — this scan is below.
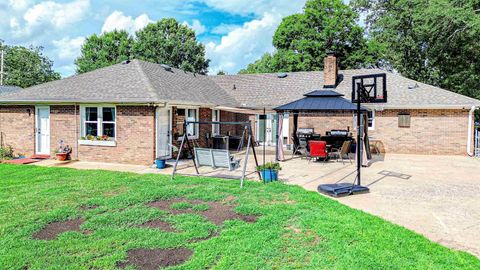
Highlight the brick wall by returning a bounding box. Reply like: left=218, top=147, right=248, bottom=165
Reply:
left=293, top=111, right=354, bottom=138
left=287, top=109, right=471, bottom=155
left=0, top=105, right=35, bottom=156
left=370, top=109, right=470, bottom=155
left=77, top=106, right=156, bottom=165
left=219, top=110, right=249, bottom=136
left=50, top=105, right=79, bottom=158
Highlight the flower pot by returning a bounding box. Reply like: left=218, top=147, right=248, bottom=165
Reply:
left=260, top=169, right=278, bottom=182
left=56, top=153, right=68, bottom=161
left=155, top=159, right=166, bottom=169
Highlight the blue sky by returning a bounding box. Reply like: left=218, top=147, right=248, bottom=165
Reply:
left=0, top=0, right=308, bottom=77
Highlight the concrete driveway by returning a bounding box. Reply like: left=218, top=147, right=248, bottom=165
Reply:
left=291, top=154, right=480, bottom=257
left=34, top=152, right=480, bottom=257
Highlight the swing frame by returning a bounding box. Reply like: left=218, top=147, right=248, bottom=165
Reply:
left=171, top=120, right=261, bottom=188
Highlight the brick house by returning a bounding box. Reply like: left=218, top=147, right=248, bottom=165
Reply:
left=211, top=54, right=480, bottom=156
left=0, top=57, right=479, bottom=165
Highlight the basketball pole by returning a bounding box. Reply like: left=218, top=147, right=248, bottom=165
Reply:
left=356, top=84, right=362, bottom=187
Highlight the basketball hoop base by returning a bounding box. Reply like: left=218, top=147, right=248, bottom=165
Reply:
left=318, top=183, right=370, bottom=197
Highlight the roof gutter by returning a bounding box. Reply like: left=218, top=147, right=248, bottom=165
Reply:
left=0, top=100, right=167, bottom=106
left=367, top=104, right=480, bottom=110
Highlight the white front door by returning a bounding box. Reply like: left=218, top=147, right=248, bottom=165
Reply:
left=156, top=107, right=172, bottom=158
left=36, top=106, right=50, bottom=155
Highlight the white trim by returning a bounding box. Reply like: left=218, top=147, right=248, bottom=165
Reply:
left=78, top=140, right=116, bottom=147
left=35, top=106, right=50, bottom=155
left=212, top=109, right=220, bottom=136
left=176, top=106, right=199, bottom=139
left=155, top=107, right=173, bottom=159
left=80, top=104, right=117, bottom=139
left=368, top=110, right=375, bottom=131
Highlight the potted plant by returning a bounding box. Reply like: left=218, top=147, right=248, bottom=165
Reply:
left=256, top=162, right=281, bottom=182
left=55, top=149, right=68, bottom=161
left=55, top=140, right=72, bottom=161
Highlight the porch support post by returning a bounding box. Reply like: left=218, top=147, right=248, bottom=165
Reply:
left=292, top=112, right=299, bottom=149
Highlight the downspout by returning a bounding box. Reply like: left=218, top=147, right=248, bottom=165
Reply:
left=75, top=103, right=79, bottom=160
left=467, top=105, right=475, bottom=156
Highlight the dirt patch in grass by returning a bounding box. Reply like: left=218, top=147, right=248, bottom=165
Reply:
left=118, top=248, right=193, bottom=270
left=147, top=198, right=258, bottom=225
left=201, top=202, right=257, bottom=225
left=137, top=220, right=176, bottom=232
left=33, top=218, right=86, bottom=240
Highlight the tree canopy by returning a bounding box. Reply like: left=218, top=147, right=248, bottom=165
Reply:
left=76, top=18, right=209, bottom=74
left=134, top=18, right=209, bottom=74
left=0, top=42, right=60, bottom=88
left=352, top=0, right=480, bottom=99
left=240, top=0, right=380, bottom=74
left=75, top=30, right=133, bottom=74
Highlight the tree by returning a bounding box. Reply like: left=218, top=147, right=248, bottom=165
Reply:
left=0, top=42, right=60, bottom=88
left=134, top=18, right=209, bottom=74
left=353, top=0, right=480, bottom=100
left=240, top=53, right=276, bottom=74
left=216, top=70, right=227, bottom=75
left=75, top=30, right=134, bottom=74
left=241, top=0, right=379, bottom=74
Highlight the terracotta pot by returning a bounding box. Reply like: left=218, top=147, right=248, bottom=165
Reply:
left=56, top=153, right=68, bottom=161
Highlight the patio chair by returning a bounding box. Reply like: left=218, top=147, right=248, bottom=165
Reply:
left=308, top=140, right=328, bottom=163
left=329, top=140, right=352, bottom=164
left=291, top=136, right=308, bottom=159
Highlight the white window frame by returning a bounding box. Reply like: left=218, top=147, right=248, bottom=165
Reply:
left=176, top=107, right=199, bottom=140
left=80, top=105, right=117, bottom=141
left=212, top=109, right=220, bottom=136
left=353, top=110, right=375, bottom=131
left=367, top=110, right=375, bottom=131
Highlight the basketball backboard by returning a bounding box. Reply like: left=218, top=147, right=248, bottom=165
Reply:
left=352, top=73, right=387, bottom=103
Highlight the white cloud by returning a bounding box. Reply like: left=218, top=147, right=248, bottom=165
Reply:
left=8, top=0, right=31, bottom=11
left=206, top=12, right=281, bottom=74
left=183, top=19, right=206, bottom=35
left=101, top=11, right=152, bottom=34
left=6, top=0, right=91, bottom=38
left=9, top=18, right=20, bottom=29
left=52, top=36, right=85, bottom=60
left=23, top=0, right=90, bottom=29
left=211, top=23, right=240, bottom=35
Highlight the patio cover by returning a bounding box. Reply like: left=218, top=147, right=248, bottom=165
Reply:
left=274, top=90, right=367, bottom=112
left=274, top=90, right=370, bottom=163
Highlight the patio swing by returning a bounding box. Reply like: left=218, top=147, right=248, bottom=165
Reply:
left=171, top=120, right=261, bottom=188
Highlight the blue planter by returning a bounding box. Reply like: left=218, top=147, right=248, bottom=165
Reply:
left=260, top=169, right=278, bottom=182
left=155, top=159, right=166, bottom=169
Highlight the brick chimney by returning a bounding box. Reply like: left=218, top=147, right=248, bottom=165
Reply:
left=323, top=52, right=338, bottom=88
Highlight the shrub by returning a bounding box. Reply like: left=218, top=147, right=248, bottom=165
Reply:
left=0, top=145, right=14, bottom=161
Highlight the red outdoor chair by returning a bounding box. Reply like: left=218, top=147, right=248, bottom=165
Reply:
left=308, top=140, right=328, bottom=163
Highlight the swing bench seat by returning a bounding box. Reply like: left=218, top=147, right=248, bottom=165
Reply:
left=194, top=148, right=241, bottom=171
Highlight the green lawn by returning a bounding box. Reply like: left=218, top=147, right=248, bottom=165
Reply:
left=0, top=164, right=478, bottom=270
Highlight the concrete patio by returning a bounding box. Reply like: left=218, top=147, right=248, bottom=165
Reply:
left=33, top=151, right=480, bottom=257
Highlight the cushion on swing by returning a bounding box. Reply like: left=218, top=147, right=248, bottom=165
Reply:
left=194, top=148, right=240, bottom=171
